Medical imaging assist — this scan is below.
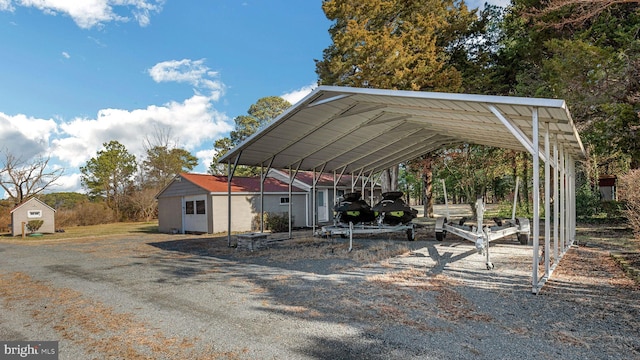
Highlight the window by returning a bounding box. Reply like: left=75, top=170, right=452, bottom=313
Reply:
left=196, top=200, right=206, bottom=214
left=185, top=201, right=194, bottom=214
left=27, top=210, right=42, bottom=218
left=280, top=197, right=289, bottom=205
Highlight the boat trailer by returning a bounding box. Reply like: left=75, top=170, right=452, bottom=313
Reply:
left=315, top=191, right=418, bottom=251
left=317, top=221, right=415, bottom=241
left=434, top=179, right=530, bottom=270
left=316, top=221, right=416, bottom=251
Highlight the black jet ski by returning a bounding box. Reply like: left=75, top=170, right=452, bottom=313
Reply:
left=372, top=191, right=418, bottom=225
left=334, top=192, right=376, bottom=224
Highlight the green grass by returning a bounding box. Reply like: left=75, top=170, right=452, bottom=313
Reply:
left=0, top=221, right=159, bottom=241
left=575, top=222, right=638, bottom=252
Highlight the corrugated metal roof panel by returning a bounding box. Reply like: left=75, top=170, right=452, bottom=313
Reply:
left=220, top=86, right=585, bottom=173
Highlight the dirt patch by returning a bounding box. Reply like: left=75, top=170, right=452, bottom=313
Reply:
left=546, top=246, right=638, bottom=290
left=0, top=272, right=246, bottom=359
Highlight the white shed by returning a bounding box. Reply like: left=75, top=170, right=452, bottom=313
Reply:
left=10, top=198, right=56, bottom=236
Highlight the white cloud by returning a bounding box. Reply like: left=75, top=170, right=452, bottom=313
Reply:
left=281, top=83, right=317, bottom=105
left=467, top=0, right=511, bottom=9
left=62, top=51, right=70, bottom=59
left=53, top=94, right=232, bottom=168
left=48, top=58, right=232, bottom=169
left=0, top=0, right=13, bottom=11
left=148, top=59, right=225, bottom=100
left=6, top=0, right=164, bottom=29
left=47, top=173, right=83, bottom=194
left=0, top=58, right=233, bottom=197
left=195, top=148, right=216, bottom=174
left=0, top=112, right=58, bottom=159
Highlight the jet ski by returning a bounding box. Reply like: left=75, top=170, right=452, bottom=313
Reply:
left=372, top=191, right=418, bottom=225
left=334, top=192, right=376, bottom=224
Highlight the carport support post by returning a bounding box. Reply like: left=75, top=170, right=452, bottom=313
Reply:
left=560, top=146, right=566, bottom=251
left=333, top=168, right=347, bottom=225
left=228, top=161, right=232, bottom=247
left=311, top=164, right=326, bottom=233
left=511, top=177, right=520, bottom=221
left=333, top=171, right=337, bottom=224
left=260, top=166, right=264, bottom=233
left=532, top=108, right=540, bottom=293
left=544, top=122, right=551, bottom=278
left=565, top=153, right=572, bottom=248
left=289, top=166, right=293, bottom=239
left=553, top=137, right=559, bottom=262
left=288, top=163, right=300, bottom=239
left=570, top=156, right=576, bottom=242
left=227, top=154, right=240, bottom=247
left=312, top=168, right=316, bottom=234
left=259, top=157, right=274, bottom=233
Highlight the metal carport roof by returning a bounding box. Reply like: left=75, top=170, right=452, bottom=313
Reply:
left=219, top=85, right=586, bottom=173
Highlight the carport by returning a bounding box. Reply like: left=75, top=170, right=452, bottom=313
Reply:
left=219, top=85, right=586, bottom=293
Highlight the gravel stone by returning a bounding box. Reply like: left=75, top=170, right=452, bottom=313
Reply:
left=0, top=227, right=638, bottom=360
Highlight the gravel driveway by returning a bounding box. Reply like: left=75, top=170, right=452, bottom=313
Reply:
left=0, top=227, right=638, bottom=359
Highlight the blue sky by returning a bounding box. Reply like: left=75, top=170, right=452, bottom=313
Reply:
left=0, top=0, right=508, bottom=197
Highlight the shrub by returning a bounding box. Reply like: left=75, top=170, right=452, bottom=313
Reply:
left=264, top=212, right=291, bottom=233
left=576, top=182, right=602, bottom=217
left=54, top=208, right=77, bottom=228
left=618, top=170, right=640, bottom=238
left=76, top=201, right=115, bottom=226
left=53, top=201, right=115, bottom=227
left=26, top=220, right=44, bottom=233
left=601, top=200, right=625, bottom=219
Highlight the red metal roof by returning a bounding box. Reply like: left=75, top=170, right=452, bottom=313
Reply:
left=278, top=170, right=365, bottom=187
left=179, top=173, right=304, bottom=193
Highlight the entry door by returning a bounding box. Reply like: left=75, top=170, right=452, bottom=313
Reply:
left=317, top=189, right=329, bottom=223
left=183, top=195, right=208, bottom=233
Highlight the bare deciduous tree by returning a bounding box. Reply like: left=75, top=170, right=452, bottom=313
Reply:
left=142, top=125, right=197, bottom=188
left=0, top=149, right=64, bottom=204
left=127, top=186, right=158, bottom=222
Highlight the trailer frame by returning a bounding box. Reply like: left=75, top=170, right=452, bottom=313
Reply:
left=434, top=179, right=530, bottom=270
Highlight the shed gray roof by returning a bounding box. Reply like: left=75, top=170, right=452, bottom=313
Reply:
left=220, top=86, right=585, bottom=174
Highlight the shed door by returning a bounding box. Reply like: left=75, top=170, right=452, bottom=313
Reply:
left=184, top=195, right=208, bottom=233
left=317, top=189, right=329, bottom=223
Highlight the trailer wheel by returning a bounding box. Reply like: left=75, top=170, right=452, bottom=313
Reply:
left=517, top=233, right=529, bottom=245
left=435, top=231, right=446, bottom=241
left=407, top=228, right=415, bottom=241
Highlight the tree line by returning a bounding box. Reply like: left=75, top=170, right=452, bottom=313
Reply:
left=0, top=128, right=198, bottom=227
